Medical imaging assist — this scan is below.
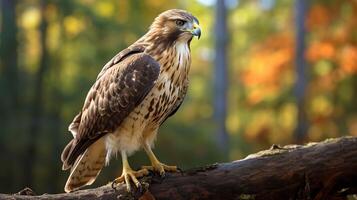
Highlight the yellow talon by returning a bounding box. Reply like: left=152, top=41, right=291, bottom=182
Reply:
left=142, top=143, right=178, bottom=176
left=112, top=151, right=149, bottom=192
left=142, top=163, right=177, bottom=176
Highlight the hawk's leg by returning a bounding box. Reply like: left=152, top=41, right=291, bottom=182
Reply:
left=112, top=151, right=149, bottom=192
left=141, top=143, right=177, bottom=176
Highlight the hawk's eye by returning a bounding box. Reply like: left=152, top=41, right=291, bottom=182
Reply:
left=175, top=19, right=186, bottom=26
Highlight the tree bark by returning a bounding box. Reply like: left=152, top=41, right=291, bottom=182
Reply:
left=1, top=136, right=357, bottom=200
left=0, top=0, right=19, bottom=113
left=0, top=0, right=20, bottom=192
left=214, top=0, right=229, bottom=155
left=25, top=0, right=50, bottom=188
left=294, top=0, right=309, bottom=143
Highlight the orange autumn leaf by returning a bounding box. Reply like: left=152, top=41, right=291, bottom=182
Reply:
left=242, top=49, right=292, bottom=85
left=306, top=4, right=331, bottom=29
left=306, top=41, right=335, bottom=62
left=339, top=45, right=357, bottom=74
left=242, top=34, right=293, bottom=85
left=241, top=34, right=294, bottom=104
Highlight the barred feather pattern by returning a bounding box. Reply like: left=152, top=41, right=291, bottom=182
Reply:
left=61, top=9, right=198, bottom=192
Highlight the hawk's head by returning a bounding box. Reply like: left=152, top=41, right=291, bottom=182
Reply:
left=148, top=9, right=201, bottom=44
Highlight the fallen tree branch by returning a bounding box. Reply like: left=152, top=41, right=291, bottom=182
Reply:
left=1, top=136, right=357, bottom=200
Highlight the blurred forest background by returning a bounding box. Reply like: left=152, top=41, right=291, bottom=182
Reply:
left=1, top=0, right=357, bottom=194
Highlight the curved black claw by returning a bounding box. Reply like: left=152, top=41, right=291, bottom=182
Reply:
left=111, top=180, right=118, bottom=190
left=137, top=183, right=143, bottom=194
left=177, top=167, right=184, bottom=173
left=160, top=171, right=166, bottom=178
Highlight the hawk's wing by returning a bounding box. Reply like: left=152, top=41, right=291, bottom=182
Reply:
left=61, top=46, right=160, bottom=169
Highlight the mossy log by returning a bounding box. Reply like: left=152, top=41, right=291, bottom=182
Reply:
left=1, top=136, right=357, bottom=200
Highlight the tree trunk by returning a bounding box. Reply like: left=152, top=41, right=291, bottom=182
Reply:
left=0, top=0, right=19, bottom=192
left=25, top=0, right=49, bottom=188
left=294, top=0, right=308, bottom=143
left=3, top=136, right=357, bottom=200
left=0, top=0, right=19, bottom=113
left=214, top=0, right=229, bottom=155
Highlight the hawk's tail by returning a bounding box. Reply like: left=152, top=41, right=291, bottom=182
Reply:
left=64, top=137, right=107, bottom=193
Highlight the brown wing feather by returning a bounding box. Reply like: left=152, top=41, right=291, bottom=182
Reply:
left=61, top=49, right=160, bottom=170
left=97, top=45, right=145, bottom=80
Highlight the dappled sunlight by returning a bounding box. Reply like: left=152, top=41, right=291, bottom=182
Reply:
left=20, top=7, right=41, bottom=29
left=63, top=16, right=86, bottom=38
left=94, top=1, right=115, bottom=18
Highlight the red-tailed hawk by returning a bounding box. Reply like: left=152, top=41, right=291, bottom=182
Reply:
left=61, top=9, right=201, bottom=192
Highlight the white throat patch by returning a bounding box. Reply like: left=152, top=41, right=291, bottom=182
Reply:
left=175, top=42, right=190, bottom=68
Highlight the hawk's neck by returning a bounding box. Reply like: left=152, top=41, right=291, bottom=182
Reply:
left=134, top=32, right=192, bottom=77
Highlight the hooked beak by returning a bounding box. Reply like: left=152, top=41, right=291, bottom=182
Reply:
left=190, top=22, right=201, bottom=39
